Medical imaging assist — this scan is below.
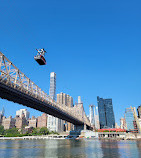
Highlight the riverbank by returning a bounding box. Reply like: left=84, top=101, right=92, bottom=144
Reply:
left=0, top=135, right=68, bottom=140
left=1, top=134, right=141, bottom=140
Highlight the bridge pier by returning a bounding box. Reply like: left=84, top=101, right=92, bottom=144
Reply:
left=74, top=124, right=87, bottom=131
left=69, top=124, right=93, bottom=136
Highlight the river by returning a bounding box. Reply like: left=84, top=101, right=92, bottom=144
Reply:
left=0, top=139, right=141, bottom=158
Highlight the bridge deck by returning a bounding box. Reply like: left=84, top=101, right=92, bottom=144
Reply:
left=0, top=52, right=91, bottom=127
left=0, top=78, right=84, bottom=125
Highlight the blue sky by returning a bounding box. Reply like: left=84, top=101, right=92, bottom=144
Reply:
left=0, top=0, right=141, bottom=125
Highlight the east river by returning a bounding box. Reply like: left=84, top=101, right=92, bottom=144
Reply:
left=0, top=139, right=141, bottom=158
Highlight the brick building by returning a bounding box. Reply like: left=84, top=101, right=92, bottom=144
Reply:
left=2, top=116, right=15, bottom=129
left=29, top=116, right=37, bottom=128
left=15, top=114, right=28, bottom=129
left=37, top=113, right=47, bottom=128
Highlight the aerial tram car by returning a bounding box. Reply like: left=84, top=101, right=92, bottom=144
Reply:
left=34, top=48, right=47, bottom=65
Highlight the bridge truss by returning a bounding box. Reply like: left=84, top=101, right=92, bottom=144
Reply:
left=0, top=52, right=90, bottom=127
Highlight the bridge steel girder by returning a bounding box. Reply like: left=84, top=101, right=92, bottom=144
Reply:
left=0, top=52, right=91, bottom=128
left=0, top=81, right=84, bottom=125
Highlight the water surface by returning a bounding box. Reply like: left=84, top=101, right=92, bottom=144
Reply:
left=0, top=139, right=141, bottom=158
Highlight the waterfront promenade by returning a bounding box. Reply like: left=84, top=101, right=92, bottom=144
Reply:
left=0, top=132, right=141, bottom=140
left=0, top=135, right=67, bottom=140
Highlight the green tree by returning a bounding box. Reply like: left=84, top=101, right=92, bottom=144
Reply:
left=39, top=127, right=49, bottom=135
left=0, top=125, right=4, bottom=135
left=32, top=128, right=38, bottom=135
left=50, top=131, right=59, bottom=135
left=4, top=128, right=20, bottom=137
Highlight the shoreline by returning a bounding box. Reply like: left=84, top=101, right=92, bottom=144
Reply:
left=0, top=135, right=141, bottom=141
left=0, top=136, right=66, bottom=140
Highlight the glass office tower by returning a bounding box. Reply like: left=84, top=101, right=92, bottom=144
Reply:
left=124, top=108, right=134, bottom=130
left=49, top=72, right=56, bottom=101
left=97, top=96, right=115, bottom=129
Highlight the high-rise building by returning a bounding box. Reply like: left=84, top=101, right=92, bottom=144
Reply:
left=120, top=117, right=127, bottom=129
left=47, top=72, right=64, bottom=133
left=124, top=108, right=135, bottom=131
left=15, top=114, right=28, bottom=129
left=67, top=95, right=73, bottom=107
left=97, top=96, right=115, bottom=129
left=57, top=92, right=67, bottom=105
left=137, top=105, right=141, bottom=118
left=57, top=92, right=73, bottom=107
left=47, top=116, right=63, bottom=132
left=94, top=106, right=100, bottom=129
left=2, top=116, right=15, bottom=130
left=0, top=107, right=4, bottom=126
left=89, top=105, right=95, bottom=126
left=49, top=72, right=56, bottom=101
left=29, top=116, right=37, bottom=128
left=16, top=109, right=30, bottom=120
left=37, top=113, right=47, bottom=128
left=57, top=92, right=73, bottom=131
left=66, top=94, right=73, bottom=131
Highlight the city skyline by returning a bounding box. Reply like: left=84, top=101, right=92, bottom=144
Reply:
left=0, top=85, right=140, bottom=126
left=0, top=1, right=141, bottom=126
left=0, top=87, right=140, bottom=126
left=1, top=103, right=139, bottom=131
left=0, top=1, right=141, bottom=157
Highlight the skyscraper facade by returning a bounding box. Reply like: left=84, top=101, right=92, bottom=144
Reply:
left=124, top=108, right=134, bottom=131
left=0, top=107, right=4, bottom=125
left=66, top=95, right=73, bottom=108
left=49, top=72, right=56, bottom=101
left=94, top=106, right=100, bottom=129
left=57, top=92, right=73, bottom=131
left=89, top=105, right=95, bottom=126
left=57, top=92, right=73, bottom=107
left=57, top=93, right=67, bottom=105
left=47, top=72, right=63, bottom=133
left=16, top=109, right=30, bottom=120
left=97, top=96, right=115, bottom=129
